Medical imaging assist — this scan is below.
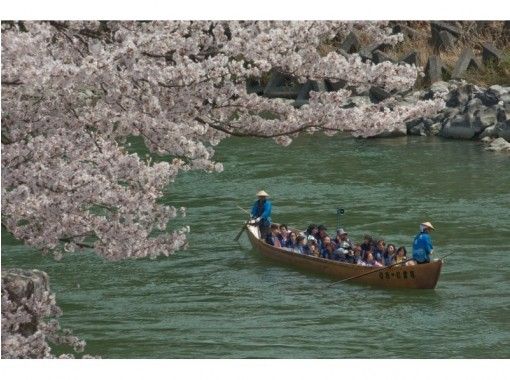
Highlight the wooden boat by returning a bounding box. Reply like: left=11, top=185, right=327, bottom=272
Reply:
left=245, top=224, right=443, bottom=289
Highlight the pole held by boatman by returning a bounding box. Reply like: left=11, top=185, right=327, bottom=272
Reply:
left=250, top=190, right=272, bottom=239
left=412, top=222, right=435, bottom=264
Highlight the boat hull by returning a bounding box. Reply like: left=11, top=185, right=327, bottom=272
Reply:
left=246, top=225, right=442, bottom=289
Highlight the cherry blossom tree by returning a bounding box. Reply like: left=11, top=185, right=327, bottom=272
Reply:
left=2, top=21, right=444, bottom=260
left=2, top=20, right=447, bottom=359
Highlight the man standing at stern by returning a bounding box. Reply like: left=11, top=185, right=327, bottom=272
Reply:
left=250, top=190, right=272, bottom=239
left=412, top=222, right=435, bottom=264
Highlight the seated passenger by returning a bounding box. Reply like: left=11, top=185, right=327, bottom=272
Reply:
left=278, top=224, right=289, bottom=246
left=296, top=236, right=309, bottom=255
left=319, top=235, right=335, bottom=255
left=321, top=242, right=335, bottom=260
left=374, top=240, right=386, bottom=264
left=333, top=246, right=348, bottom=262
left=395, top=246, right=408, bottom=265
left=285, top=231, right=298, bottom=250
left=383, top=243, right=396, bottom=266
left=308, top=241, right=320, bottom=257
left=334, top=228, right=353, bottom=250
left=265, top=224, right=282, bottom=248
left=366, top=251, right=384, bottom=267
left=304, top=224, right=318, bottom=243
left=360, top=234, right=374, bottom=256
left=350, top=244, right=363, bottom=264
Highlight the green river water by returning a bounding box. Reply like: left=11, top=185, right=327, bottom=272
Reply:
left=2, top=135, right=510, bottom=358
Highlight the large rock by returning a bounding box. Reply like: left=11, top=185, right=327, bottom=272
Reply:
left=369, top=86, right=391, bottom=103
left=431, top=21, right=462, bottom=37
left=445, top=87, right=470, bottom=108
left=484, top=137, right=510, bottom=152
left=246, top=78, right=264, bottom=95
left=372, top=50, right=394, bottom=64
left=496, top=120, right=510, bottom=141
left=2, top=268, right=50, bottom=304
left=476, top=89, right=500, bottom=107
left=425, top=56, right=443, bottom=84
left=452, top=48, right=483, bottom=79
left=480, top=125, right=499, bottom=139
left=325, top=79, right=346, bottom=92
left=401, top=51, right=420, bottom=66
left=437, top=30, right=457, bottom=51
left=489, top=85, right=510, bottom=97
left=477, top=107, right=498, bottom=128
left=341, top=31, right=361, bottom=54
left=294, top=80, right=327, bottom=107
left=2, top=269, right=51, bottom=339
left=440, top=114, right=480, bottom=139
left=482, top=43, right=503, bottom=64
left=263, top=71, right=301, bottom=99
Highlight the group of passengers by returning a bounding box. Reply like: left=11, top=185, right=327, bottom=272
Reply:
left=265, top=223, right=409, bottom=267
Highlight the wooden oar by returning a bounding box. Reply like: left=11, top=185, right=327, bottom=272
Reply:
left=236, top=205, right=251, bottom=215
left=234, top=220, right=250, bottom=242
left=234, top=205, right=252, bottom=242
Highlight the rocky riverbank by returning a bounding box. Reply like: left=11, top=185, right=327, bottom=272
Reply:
left=248, top=21, right=510, bottom=152
left=396, top=80, right=510, bottom=152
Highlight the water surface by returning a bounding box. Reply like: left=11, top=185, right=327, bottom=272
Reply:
left=2, top=135, right=510, bottom=358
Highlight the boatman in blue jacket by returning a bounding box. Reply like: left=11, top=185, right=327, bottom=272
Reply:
left=250, top=190, right=272, bottom=239
left=412, top=222, right=435, bottom=264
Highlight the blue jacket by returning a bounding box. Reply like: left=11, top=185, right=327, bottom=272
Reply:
left=251, top=199, right=272, bottom=227
left=412, top=232, right=433, bottom=263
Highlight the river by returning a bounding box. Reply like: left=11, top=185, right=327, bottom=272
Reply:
left=2, top=134, right=510, bottom=358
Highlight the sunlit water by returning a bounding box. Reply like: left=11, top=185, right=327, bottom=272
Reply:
left=2, top=135, right=510, bottom=358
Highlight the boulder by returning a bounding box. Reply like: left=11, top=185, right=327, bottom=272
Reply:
left=440, top=114, right=479, bottom=139
left=246, top=78, right=264, bottom=95
left=477, top=107, right=498, bottom=128
left=425, top=55, right=443, bottom=84
left=452, top=48, right=484, bottom=79
left=496, top=120, right=510, bottom=140
left=485, top=137, right=510, bottom=152
left=445, top=88, right=470, bottom=108
left=480, top=125, right=499, bottom=139
left=431, top=21, right=462, bottom=37
left=482, top=43, right=503, bottom=64
left=294, top=80, right=327, bottom=107
left=400, top=51, right=420, bottom=66
left=369, top=86, right=391, bottom=103
left=372, top=50, right=394, bottom=64
left=263, top=71, right=301, bottom=99
left=430, top=80, right=450, bottom=95
left=341, top=32, right=361, bottom=54
left=2, top=268, right=50, bottom=304
left=358, top=48, right=373, bottom=62
left=438, top=30, right=457, bottom=51
left=325, top=79, right=346, bottom=91
left=497, top=107, right=507, bottom=122
left=476, top=89, right=500, bottom=107
left=489, top=85, right=509, bottom=97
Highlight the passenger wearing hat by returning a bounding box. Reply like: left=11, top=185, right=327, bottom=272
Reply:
left=412, top=222, right=435, bottom=264
left=334, top=228, right=353, bottom=250
left=250, top=190, right=272, bottom=239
